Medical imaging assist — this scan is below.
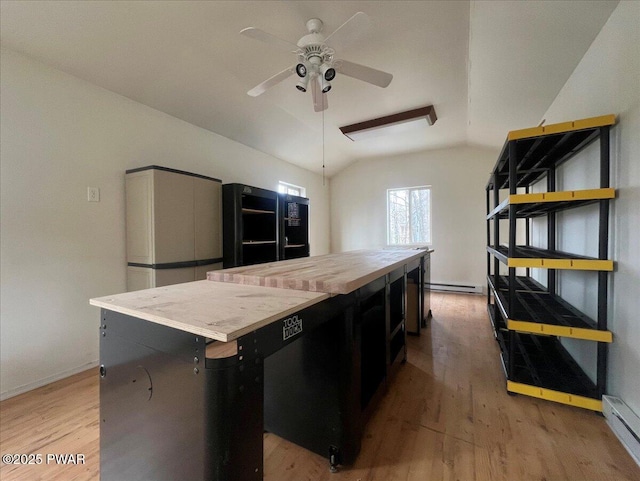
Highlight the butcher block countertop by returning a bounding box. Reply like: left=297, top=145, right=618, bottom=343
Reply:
left=207, top=249, right=431, bottom=295
left=90, top=280, right=328, bottom=342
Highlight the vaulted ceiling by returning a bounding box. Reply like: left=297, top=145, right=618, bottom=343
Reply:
left=0, top=1, right=619, bottom=176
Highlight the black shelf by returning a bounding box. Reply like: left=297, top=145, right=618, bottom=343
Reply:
left=491, top=278, right=596, bottom=330
left=487, top=303, right=507, bottom=334
left=242, top=208, right=276, bottom=215
left=494, top=199, right=601, bottom=218
left=489, top=274, right=545, bottom=293
left=487, top=115, right=615, bottom=190
left=503, top=333, right=598, bottom=400
left=486, top=188, right=614, bottom=219
left=488, top=275, right=612, bottom=342
left=486, top=245, right=612, bottom=271
left=223, top=184, right=279, bottom=268
left=496, top=330, right=509, bottom=378
left=488, top=245, right=601, bottom=263
left=278, top=194, right=310, bottom=261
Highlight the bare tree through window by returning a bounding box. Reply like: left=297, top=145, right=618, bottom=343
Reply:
left=387, top=186, right=431, bottom=245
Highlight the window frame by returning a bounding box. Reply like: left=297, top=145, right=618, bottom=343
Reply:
left=386, top=185, right=432, bottom=247
left=278, top=181, right=306, bottom=198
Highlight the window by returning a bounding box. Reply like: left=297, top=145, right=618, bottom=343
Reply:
left=278, top=181, right=305, bottom=197
left=387, top=186, right=432, bottom=245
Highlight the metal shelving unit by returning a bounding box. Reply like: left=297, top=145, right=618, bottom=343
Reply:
left=486, top=114, right=616, bottom=411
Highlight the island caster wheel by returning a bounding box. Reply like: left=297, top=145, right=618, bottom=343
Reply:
left=329, top=446, right=339, bottom=473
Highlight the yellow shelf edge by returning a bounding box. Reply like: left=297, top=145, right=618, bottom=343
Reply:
left=509, top=188, right=615, bottom=205
left=507, top=319, right=613, bottom=342
left=507, top=258, right=613, bottom=271
left=507, top=114, right=616, bottom=141
left=507, top=381, right=602, bottom=411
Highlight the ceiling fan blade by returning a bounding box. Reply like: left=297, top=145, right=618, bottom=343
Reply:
left=240, top=27, right=299, bottom=53
left=247, top=67, right=295, bottom=97
left=324, top=12, right=372, bottom=50
left=335, top=59, right=393, bottom=88
left=310, top=76, right=328, bottom=112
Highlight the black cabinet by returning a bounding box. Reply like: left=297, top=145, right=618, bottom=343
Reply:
left=223, top=184, right=279, bottom=268
left=278, top=193, right=310, bottom=260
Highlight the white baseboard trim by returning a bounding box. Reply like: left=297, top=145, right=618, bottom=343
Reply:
left=602, top=395, right=640, bottom=467
left=0, top=360, right=99, bottom=401
left=427, top=282, right=483, bottom=294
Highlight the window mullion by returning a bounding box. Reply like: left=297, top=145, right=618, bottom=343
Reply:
left=407, top=188, right=412, bottom=244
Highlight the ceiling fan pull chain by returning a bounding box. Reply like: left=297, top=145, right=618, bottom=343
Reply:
left=322, top=107, right=326, bottom=186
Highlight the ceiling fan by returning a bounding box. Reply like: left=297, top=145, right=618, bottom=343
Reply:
left=240, top=12, right=393, bottom=112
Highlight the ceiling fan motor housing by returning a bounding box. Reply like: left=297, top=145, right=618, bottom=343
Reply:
left=296, top=44, right=335, bottom=82
left=305, top=18, right=324, bottom=34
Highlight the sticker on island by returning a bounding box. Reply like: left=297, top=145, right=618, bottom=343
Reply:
left=282, top=315, right=303, bottom=341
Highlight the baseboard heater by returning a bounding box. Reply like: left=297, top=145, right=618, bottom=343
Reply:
left=602, top=395, right=640, bottom=466
left=426, top=282, right=483, bottom=294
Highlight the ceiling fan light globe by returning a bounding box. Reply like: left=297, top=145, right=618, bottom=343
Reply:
left=295, top=63, right=307, bottom=78
left=325, top=68, right=336, bottom=81
left=296, top=75, right=310, bottom=92
left=321, top=64, right=336, bottom=81
left=319, top=75, right=332, bottom=93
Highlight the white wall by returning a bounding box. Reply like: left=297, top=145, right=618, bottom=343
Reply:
left=533, top=1, right=640, bottom=412
left=330, top=145, right=498, bottom=290
left=0, top=48, right=330, bottom=400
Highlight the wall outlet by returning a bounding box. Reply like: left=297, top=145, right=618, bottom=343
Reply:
left=87, top=187, right=100, bottom=202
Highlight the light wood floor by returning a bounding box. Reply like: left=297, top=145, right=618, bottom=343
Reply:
left=1, top=293, right=638, bottom=480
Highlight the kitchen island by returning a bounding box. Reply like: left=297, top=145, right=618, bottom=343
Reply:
left=90, top=249, right=430, bottom=480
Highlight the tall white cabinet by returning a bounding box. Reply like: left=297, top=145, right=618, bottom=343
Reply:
left=125, top=166, right=223, bottom=291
